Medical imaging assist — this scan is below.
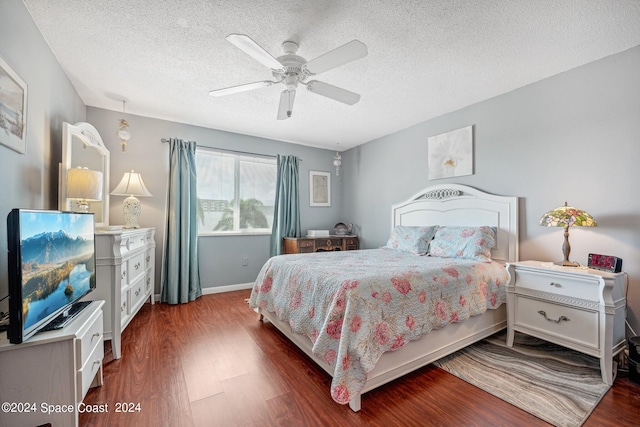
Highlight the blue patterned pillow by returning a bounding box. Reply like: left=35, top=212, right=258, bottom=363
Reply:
left=429, top=226, right=496, bottom=261
left=385, top=226, right=439, bottom=255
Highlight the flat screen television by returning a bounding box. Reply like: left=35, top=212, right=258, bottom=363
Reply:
left=7, top=209, right=96, bottom=344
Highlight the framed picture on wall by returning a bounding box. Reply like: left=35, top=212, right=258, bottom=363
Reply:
left=427, top=125, right=473, bottom=180
left=0, top=55, right=28, bottom=154
left=309, top=170, right=331, bottom=207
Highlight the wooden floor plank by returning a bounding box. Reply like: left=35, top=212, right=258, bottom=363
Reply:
left=80, top=290, right=640, bottom=426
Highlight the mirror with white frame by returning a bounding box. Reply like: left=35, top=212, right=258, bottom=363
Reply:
left=58, top=122, right=110, bottom=227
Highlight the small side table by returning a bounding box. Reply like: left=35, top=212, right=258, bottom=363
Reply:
left=506, top=261, right=627, bottom=385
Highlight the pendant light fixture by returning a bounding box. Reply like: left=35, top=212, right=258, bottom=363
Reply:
left=117, top=100, right=131, bottom=152
left=333, top=144, right=342, bottom=176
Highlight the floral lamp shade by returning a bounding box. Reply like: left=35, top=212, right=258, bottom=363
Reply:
left=539, top=202, right=597, bottom=267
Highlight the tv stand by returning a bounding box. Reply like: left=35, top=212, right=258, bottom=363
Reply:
left=0, top=300, right=105, bottom=427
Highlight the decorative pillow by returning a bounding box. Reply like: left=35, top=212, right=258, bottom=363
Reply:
left=429, top=226, right=496, bottom=261
left=384, top=226, right=439, bottom=255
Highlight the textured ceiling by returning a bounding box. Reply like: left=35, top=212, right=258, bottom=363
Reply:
left=23, top=0, right=640, bottom=150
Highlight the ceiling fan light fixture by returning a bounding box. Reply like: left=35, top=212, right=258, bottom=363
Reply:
left=212, top=34, right=368, bottom=119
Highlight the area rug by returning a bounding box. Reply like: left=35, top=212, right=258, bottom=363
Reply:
left=432, top=331, right=610, bottom=427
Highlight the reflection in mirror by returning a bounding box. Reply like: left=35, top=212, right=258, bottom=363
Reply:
left=59, top=122, right=110, bottom=227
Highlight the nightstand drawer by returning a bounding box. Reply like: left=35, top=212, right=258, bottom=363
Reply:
left=76, top=311, right=103, bottom=367
left=514, top=296, right=599, bottom=349
left=515, top=269, right=599, bottom=301
left=77, top=339, right=104, bottom=401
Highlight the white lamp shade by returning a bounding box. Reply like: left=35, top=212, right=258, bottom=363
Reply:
left=111, top=170, right=153, bottom=197
left=66, top=167, right=103, bottom=201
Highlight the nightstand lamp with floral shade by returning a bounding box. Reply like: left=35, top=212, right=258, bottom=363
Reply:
left=539, top=202, right=597, bottom=267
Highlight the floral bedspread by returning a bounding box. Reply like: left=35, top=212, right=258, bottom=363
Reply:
left=248, top=248, right=509, bottom=405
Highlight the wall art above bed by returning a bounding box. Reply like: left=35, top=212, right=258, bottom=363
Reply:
left=427, top=125, right=473, bottom=180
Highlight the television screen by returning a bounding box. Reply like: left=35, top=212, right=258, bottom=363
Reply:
left=7, top=209, right=96, bottom=344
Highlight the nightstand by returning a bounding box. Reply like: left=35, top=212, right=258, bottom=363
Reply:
left=505, top=261, right=627, bottom=385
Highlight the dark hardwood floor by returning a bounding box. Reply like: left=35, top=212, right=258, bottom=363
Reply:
left=80, top=291, right=640, bottom=426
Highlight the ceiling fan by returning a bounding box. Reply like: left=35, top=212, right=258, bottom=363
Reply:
left=209, top=34, right=368, bottom=120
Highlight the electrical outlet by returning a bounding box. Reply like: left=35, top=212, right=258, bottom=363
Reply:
left=242, top=257, right=249, bottom=266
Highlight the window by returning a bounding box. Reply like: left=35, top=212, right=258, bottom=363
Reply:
left=196, top=149, right=277, bottom=235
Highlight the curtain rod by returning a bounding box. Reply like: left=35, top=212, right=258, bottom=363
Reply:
left=161, top=138, right=300, bottom=160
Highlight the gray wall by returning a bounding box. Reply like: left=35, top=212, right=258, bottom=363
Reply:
left=342, top=45, right=640, bottom=336
left=86, top=107, right=343, bottom=289
left=0, top=0, right=86, bottom=312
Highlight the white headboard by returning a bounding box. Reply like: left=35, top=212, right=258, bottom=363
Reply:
left=391, top=184, right=519, bottom=263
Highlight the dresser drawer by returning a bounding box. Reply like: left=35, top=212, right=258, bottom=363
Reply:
left=515, top=269, right=599, bottom=301
left=317, top=238, right=342, bottom=247
left=514, top=295, right=599, bottom=349
left=128, top=251, right=146, bottom=283
left=145, top=273, right=153, bottom=294
left=76, top=311, right=103, bottom=367
left=345, top=237, right=358, bottom=247
left=298, top=240, right=315, bottom=248
left=129, top=278, right=146, bottom=312
left=120, top=262, right=129, bottom=288
left=120, top=290, right=129, bottom=322
left=145, top=249, right=153, bottom=269
left=77, top=339, right=104, bottom=401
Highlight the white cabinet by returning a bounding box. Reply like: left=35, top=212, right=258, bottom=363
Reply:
left=506, top=261, right=627, bottom=385
left=92, top=228, right=155, bottom=359
left=0, top=301, right=105, bottom=427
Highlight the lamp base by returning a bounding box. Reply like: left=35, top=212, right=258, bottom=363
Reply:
left=557, top=260, right=580, bottom=267
left=122, top=195, right=141, bottom=229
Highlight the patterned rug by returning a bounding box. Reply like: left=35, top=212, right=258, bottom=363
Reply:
left=432, top=331, right=610, bottom=427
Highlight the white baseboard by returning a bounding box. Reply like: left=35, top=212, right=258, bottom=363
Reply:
left=154, top=282, right=253, bottom=302
left=202, top=282, right=254, bottom=294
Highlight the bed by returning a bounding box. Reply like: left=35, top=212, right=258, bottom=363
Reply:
left=249, top=184, right=519, bottom=411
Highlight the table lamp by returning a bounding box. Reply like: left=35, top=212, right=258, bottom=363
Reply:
left=539, top=202, right=597, bottom=267
left=66, top=167, right=103, bottom=213
left=111, top=169, right=152, bottom=228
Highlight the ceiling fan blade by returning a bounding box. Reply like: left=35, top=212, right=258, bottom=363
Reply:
left=303, top=40, right=367, bottom=75
left=277, top=90, right=296, bottom=120
left=209, top=81, right=274, bottom=97
left=226, top=34, right=284, bottom=72
left=306, top=80, right=361, bottom=105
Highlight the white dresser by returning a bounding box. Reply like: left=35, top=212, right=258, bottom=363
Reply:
left=506, top=261, right=627, bottom=385
left=92, top=228, right=155, bottom=359
left=0, top=300, right=105, bottom=427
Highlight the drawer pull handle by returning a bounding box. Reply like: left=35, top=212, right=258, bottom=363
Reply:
left=549, top=282, right=562, bottom=288
left=135, top=262, right=141, bottom=270
left=537, top=310, right=570, bottom=323
left=92, top=332, right=101, bottom=339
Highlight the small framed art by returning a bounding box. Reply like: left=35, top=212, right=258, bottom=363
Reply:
left=309, top=171, right=330, bottom=207
left=0, top=55, right=28, bottom=154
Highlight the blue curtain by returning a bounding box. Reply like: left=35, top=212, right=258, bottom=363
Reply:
left=270, top=155, right=301, bottom=256
left=161, top=139, right=202, bottom=304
